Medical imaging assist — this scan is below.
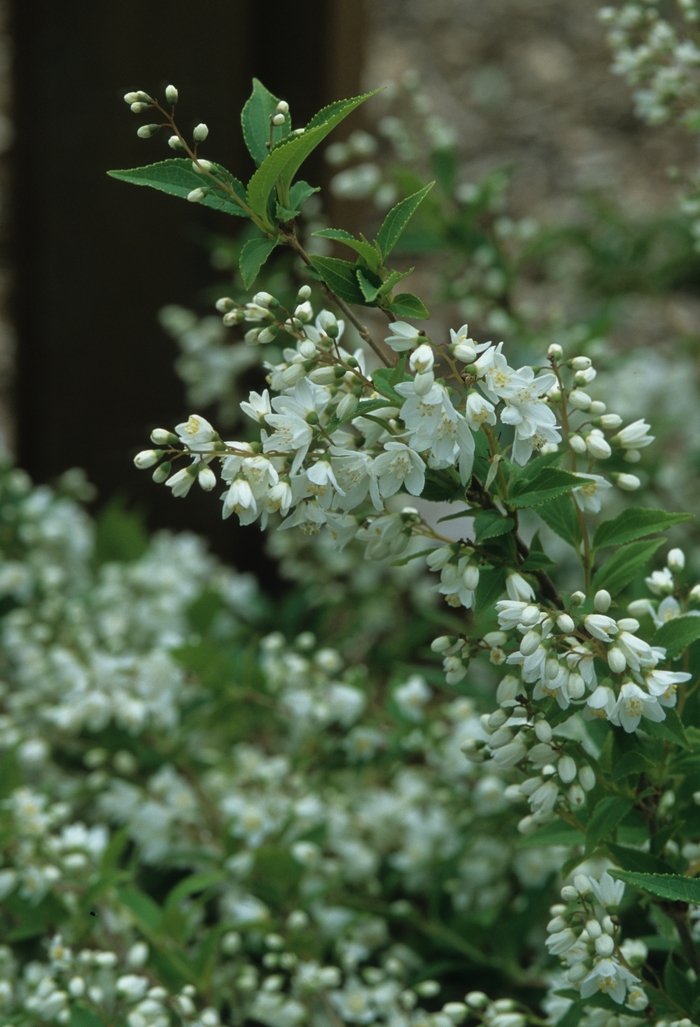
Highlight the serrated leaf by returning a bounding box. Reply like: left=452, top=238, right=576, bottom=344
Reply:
left=586, top=796, right=633, bottom=854
left=610, top=870, right=700, bottom=903
left=247, top=90, right=379, bottom=228
left=517, top=820, right=585, bottom=848
left=611, top=750, right=655, bottom=781
left=108, top=160, right=249, bottom=217
left=371, top=367, right=407, bottom=404
left=390, top=547, right=438, bottom=568
left=473, top=510, right=514, bottom=542
left=377, top=268, right=414, bottom=296
left=420, top=470, right=465, bottom=503
left=289, top=179, right=319, bottom=210
left=520, top=550, right=556, bottom=571
left=643, top=707, right=691, bottom=750
left=239, top=236, right=278, bottom=289
left=537, top=492, right=582, bottom=549
left=389, top=292, right=430, bottom=319
left=241, top=78, right=291, bottom=168
left=356, top=267, right=382, bottom=303
left=606, top=842, right=669, bottom=874
left=665, top=955, right=694, bottom=1014
left=509, top=468, right=584, bottom=509
left=652, top=615, right=700, bottom=659
left=313, top=228, right=381, bottom=271
left=376, top=182, right=435, bottom=260
left=309, top=255, right=365, bottom=304
left=591, top=537, right=664, bottom=597
left=593, top=507, right=692, bottom=551
left=474, top=566, right=506, bottom=615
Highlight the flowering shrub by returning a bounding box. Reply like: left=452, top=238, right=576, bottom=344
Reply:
left=5, top=24, right=700, bottom=1027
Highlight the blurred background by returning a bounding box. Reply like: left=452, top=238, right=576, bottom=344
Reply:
left=5, top=0, right=700, bottom=578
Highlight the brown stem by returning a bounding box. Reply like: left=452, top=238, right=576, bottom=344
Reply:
left=662, top=902, right=700, bottom=975
left=283, top=230, right=395, bottom=367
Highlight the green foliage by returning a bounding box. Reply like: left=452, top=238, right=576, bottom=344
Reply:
left=376, top=183, right=435, bottom=261
left=508, top=467, right=583, bottom=509
left=652, top=614, right=700, bottom=658
left=241, top=78, right=291, bottom=167
left=239, top=235, right=278, bottom=288
left=591, top=537, right=665, bottom=595
left=592, top=507, right=692, bottom=551
left=108, top=159, right=249, bottom=217
left=610, top=870, right=700, bottom=903
left=585, top=796, right=634, bottom=854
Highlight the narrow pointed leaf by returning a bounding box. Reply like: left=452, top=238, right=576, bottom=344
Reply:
left=376, top=182, right=435, bottom=261
left=592, top=507, right=692, bottom=552
left=309, top=255, right=365, bottom=304
left=652, top=615, right=700, bottom=658
left=108, top=160, right=249, bottom=217
left=239, top=236, right=278, bottom=289
left=537, top=493, right=583, bottom=549
left=313, top=228, right=382, bottom=271
left=241, top=78, right=291, bottom=167
left=247, top=90, right=380, bottom=227
left=388, top=292, right=430, bottom=319
left=509, top=468, right=584, bottom=509
left=609, top=870, right=700, bottom=903
left=357, top=268, right=381, bottom=303
left=591, top=537, right=664, bottom=596
left=585, top=796, right=633, bottom=853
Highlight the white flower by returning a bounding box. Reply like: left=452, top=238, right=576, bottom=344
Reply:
left=613, top=682, right=665, bottom=732
left=580, top=958, right=638, bottom=1004
left=410, top=344, right=435, bottom=373
left=613, top=419, right=654, bottom=449
left=175, top=414, right=216, bottom=450
left=615, top=631, right=660, bottom=671
left=572, top=473, right=612, bottom=513
left=506, top=573, right=535, bottom=603
left=465, top=392, right=496, bottom=428
left=223, top=478, right=257, bottom=523
left=165, top=465, right=197, bottom=498
left=370, top=442, right=426, bottom=502
left=645, top=668, right=690, bottom=705
left=590, top=871, right=625, bottom=910
left=584, top=614, right=618, bottom=641
left=587, top=685, right=616, bottom=720
left=645, top=567, right=674, bottom=595
left=241, top=390, right=272, bottom=422
left=394, top=675, right=431, bottom=721
left=384, top=322, right=422, bottom=352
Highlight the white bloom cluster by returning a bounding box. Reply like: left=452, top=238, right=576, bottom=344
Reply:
left=545, top=871, right=648, bottom=1010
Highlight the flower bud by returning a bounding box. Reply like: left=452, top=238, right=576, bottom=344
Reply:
left=272, top=113, right=286, bottom=126
left=594, top=589, right=612, bottom=613
left=571, top=590, right=586, bottom=605
left=187, top=188, right=206, bottom=203
left=614, top=472, right=641, bottom=491
left=431, top=635, right=454, bottom=653
left=586, top=430, right=611, bottom=459
left=597, top=413, right=623, bottom=429
left=297, top=285, right=312, bottom=301
left=558, top=755, right=577, bottom=783
left=463, top=564, right=480, bottom=591
left=410, top=343, right=435, bottom=374
left=215, top=297, right=235, bottom=313
left=464, top=993, right=488, bottom=1009
left=130, top=102, right=149, bottom=113
left=413, top=371, right=435, bottom=395
left=568, top=389, right=592, bottom=410
left=547, top=343, right=563, bottom=360
left=165, top=84, right=179, bottom=105
left=668, top=548, right=685, bottom=571
left=579, top=765, right=596, bottom=791
left=534, top=720, right=552, bottom=743
left=168, top=135, right=184, bottom=150
left=624, top=449, right=641, bottom=463
left=137, top=124, right=160, bottom=139
left=595, top=934, right=615, bottom=956
left=588, top=400, right=606, bottom=415
left=574, top=873, right=591, bottom=895
left=193, top=158, right=213, bottom=172
left=150, top=428, right=177, bottom=445
left=497, top=675, right=520, bottom=706
left=607, top=647, right=626, bottom=673
left=193, top=123, right=209, bottom=142
left=569, top=434, right=587, bottom=454
left=560, top=885, right=578, bottom=902
left=134, top=449, right=161, bottom=469
left=276, top=100, right=289, bottom=114
left=198, top=466, right=216, bottom=491
left=571, top=356, right=592, bottom=370
left=152, top=461, right=171, bottom=483
left=124, top=91, right=140, bottom=104
left=453, top=339, right=477, bottom=362
left=556, top=613, right=575, bottom=633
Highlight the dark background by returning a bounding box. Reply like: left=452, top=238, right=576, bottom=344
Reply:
left=11, top=0, right=365, bottom=578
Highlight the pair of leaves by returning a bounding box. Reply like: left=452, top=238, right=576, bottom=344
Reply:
left=508, top=466, right=584, bottom=509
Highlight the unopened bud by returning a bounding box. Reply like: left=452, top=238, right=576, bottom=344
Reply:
left=624, top=449, right=641, bottom=463
left=588, top=400, right=606, bottom=415
left=297, top=285, right=312, bottom=301
left=614, top=472, right=641, bottom=491
left=168, top=135, right=184, bottom=150
left=556, top=613, right=575, bottom=633
left=193, top=158, right=213, bottom=172
left=668, top=548, right=685, bottom=571
left=152, top=461, right=171, bottom=483
left=137, top=124, right=160, bottom=139
left=568, top=389, right=592, bottom=410
left=124, top=92, right=140, bottom=104
left=216, top=297, right=235, bottom=313
left=193, top=123, right=209, bottom=142
left=558, top=755, right=577, bottom=783
left=547, top=343, right=563, bottom=360
left=336, top=392, right=359, bottom=420
left=579, top=765, right=596, bottom=791
left=198, top=466, right=216, bottom=491
left=594, top=589, right=612, bottom=613
left=597, top=413, right=623, bottom=429
left=150, top=428, right=177, bottom=445
left=275, top=100, right=289, bottom=114
left=134, top=449, right=161, bottom=469
left=272, top=113, right=286, bottom=126
left=187, top=188, right=206, bottom=203
left=570, top=356, right=592, bottom=370
left=165, top=84, right=179, bottom=105
left=130, top=102, right=149, bottom=113
left=569, top=434, right=587, bottom=454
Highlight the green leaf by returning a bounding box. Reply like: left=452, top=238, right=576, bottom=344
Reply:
left=377, top=268, right=414, bottom=296
left=591, top=537, right=665, bottom=597
left=390, top=547, right=439, bottom=568
left=388, top=292, right=430, bottom=319
left=371, top=367, right=407, bottom=404
left=552, top=999, right=585, bottom=1027
left=288, top=179, right=319, bottom=210
left=586, top=796, right=634, bottom=854
left=69, top=1005, right=104, bottom=1027
left=517, top=820, right=585, bottom=848
left=606, top=842, right=669, bottom=874
left=239, top=236, right=278, bottom=289
left=665, top=955, right=694, bottom=1014
left=593, top=507, right=692, bottom=551
left=421, top=469, right=465, bottom=503
left=643, top=707, right=691, bottom=751
left=164, top=871, right=224, bottom=912
left=376, top=182, right=435, bottom=261
left=5, top=891, right=69, bottom=940
left=241, top=78, right=291, bottom=167
left=117, top=886, right=163, bottom=932
left=509, top=468, right=584, bottom=509
left=474, top=566, right=507, bottom=615
left=610, top=870, right=700, bottom=903
left=108, top=159, right=249, bottom=217
left=356, top=267, right=382, bottom=303
left=474, top=510, right=514, bottom=542
left=313, top=228, right=381, bottom=271
left=537, top=493, right=582, bottom=549
left=246, top=90, right=380, bottom=227
left=309, top=255, right=365, bottom=304
left=653, top=615, right=700, bottom=659
left=611, top=750, right=655, bottom=781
